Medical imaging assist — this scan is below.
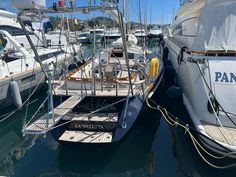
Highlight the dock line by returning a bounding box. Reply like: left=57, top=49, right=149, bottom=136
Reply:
left=145, top=97, right=236, bottom=169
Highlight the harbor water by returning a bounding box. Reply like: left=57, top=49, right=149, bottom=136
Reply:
left=0, top=44, right=236, bottom=177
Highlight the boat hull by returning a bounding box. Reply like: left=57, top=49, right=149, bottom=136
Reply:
left=0, top=56, right=74, bottom=110
left=164, top=37, right=236, bottom=158
left=51, top=74, right=164, bottom=146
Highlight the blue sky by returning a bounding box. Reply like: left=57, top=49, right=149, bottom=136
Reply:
left=0, top=0, right=179, bottom=24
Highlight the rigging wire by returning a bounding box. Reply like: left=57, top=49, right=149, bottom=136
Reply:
left=195, top=61, right=236, bottom=127
left=0, top=75, right=45, bottom=124
left=24, top=17, right=45, bottom=128
left=30, top=97, right=128, bottom=131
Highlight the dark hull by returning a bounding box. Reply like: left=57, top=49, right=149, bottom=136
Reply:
left=57, top=107, right=161, bottom=175
left=51, top=95, right=146, bottom=146
left=51, top=58, right=165, bottom=146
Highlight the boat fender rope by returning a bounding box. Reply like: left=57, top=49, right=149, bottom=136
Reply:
left=184, top=124, right=189, bottom=135
left=174, top=118, right=179, bottom=127
left=177, top=46, right=188, bottom=65
left=145, top=97, right=236, bottom=168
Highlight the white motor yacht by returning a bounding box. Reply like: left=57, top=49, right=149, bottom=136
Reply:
left=104, top=28, right=121, bottom=43
left=78, top=32, right=91, bottom=44
left=89, top=27, right=105, bottom=43
left=149, top=27, right=162, bottom=37
left=164, top=0, right=236, bottom=158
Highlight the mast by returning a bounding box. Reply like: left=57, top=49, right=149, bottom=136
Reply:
left=144, top=1, right=147, bottom=32
left=117, top=6, right=133, bottom=95
left=122, top=0, right=126, bottom=18
left=92, top=0, right=96, bottom=96
left=150, top=8, right=152, bottom=26
left=127, top=0, right=130, bottom=32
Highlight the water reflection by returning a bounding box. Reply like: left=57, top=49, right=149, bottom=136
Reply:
left=0, top=92, right=48, bottom=176
left=57, top=108, right=161, bottom=177
left=165, top=91, right=236, bottom=177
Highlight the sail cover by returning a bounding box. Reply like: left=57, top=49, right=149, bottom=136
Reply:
left=192, top=0, right=236, bottom=51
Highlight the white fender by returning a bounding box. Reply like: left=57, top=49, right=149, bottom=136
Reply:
left=10, top=80, right=22, bottom=108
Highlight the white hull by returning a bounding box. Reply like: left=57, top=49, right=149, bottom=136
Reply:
left=0, top=54, right=75, bottom=109
left=165, top=38, right=236, bottom=156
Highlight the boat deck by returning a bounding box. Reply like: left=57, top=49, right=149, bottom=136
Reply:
left=201, top=121, right=236, bottom=146
left=59, top=131, right=113, bottom=143
left=23, top=96, right=82, bottom=134
left=53, top=80, right=132, bottom=96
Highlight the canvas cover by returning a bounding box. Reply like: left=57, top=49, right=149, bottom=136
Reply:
left=192, top=0, right=236, bottom=51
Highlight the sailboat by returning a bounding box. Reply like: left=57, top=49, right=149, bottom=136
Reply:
left=163, top=0, right=236, bottom=158
left=22, top=0, right=164, bottom=145
left=0, top=4, right=81, bottom=109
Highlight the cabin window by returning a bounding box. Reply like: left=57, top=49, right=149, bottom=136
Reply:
left=172, top=23, right=182, bottom=36
left=128, top=53, right=134, bottom=59
left=172, top=17, right=198, bottom=37
left=0, top=25, right=33, bottom=36
left=111, top=52, right=123, bottom=58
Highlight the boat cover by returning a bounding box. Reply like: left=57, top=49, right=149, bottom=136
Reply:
left=192, top=0, right=236, bottom=51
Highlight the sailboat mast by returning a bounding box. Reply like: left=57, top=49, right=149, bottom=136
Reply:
left=117, top=7, right=133, bottom=95
left=122, top=0, right=126, bottom=18
left=92, top=0, right=96, bottom=96
left=150, top=8, right=152, bottom=26
left=127, top=0, right=130, bottom=32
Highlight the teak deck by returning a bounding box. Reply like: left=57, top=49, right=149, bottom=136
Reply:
left=23, top=96, right=82, bottom=134
left=59, top=131, right=113, bottom=143
left=201, top=121, right=236, bottom=146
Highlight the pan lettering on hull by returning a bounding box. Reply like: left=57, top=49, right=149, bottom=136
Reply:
left=215, top=72, right=236, bottom=83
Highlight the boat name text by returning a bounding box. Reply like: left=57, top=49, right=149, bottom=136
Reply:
left=215, top=72, right=236, bottom=83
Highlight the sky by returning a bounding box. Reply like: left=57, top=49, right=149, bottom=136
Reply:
left=0, top=0, right=179, bottom=24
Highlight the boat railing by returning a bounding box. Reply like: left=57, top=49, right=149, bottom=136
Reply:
left=0, top=30, right=29, bottom=58
left=0, top=30, right=30, bottom=73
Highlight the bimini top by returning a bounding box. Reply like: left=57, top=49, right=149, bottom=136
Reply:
left=192, top=0, right=236, bottom=51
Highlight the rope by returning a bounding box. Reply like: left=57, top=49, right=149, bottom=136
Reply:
left=190, top=133, right=236, bottom=169
left=177, top=46, right=187, bottom=65
left=0, top=75, right=45, bottom=124
left=145, top=97, right=236, bottom=169
left=24, top=18, right=44, bottom=128
left=24, top=97, right=48, bottom=128
left=195, top=62, right=236, bottom=127
left=147, top=98, right=236, bottom=156
left=196, top=62, right=234, bottom=145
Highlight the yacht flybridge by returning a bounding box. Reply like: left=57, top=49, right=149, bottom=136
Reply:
left=164, top=0, right=236, bottom=157
left=22, top=0, right=164, bottom=145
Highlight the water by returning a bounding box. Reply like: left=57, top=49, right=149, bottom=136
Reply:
left=1, top=42, right=236, bottom=177
left=1, top=90, right=236, bottom=177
